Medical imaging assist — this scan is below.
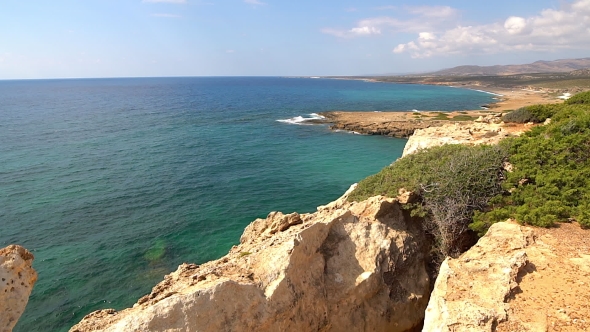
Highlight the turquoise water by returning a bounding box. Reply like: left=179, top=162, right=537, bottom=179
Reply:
left=0, top=77, right=493, bottom=331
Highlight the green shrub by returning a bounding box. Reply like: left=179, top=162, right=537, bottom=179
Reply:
left=350, top=143, right=508, bottom=257
left=472, top=102, right=590, bottom=233
left=431, top=112, right=450, bottom=120
left=452, top=115, right=475, bottom=121
left=524, top=104, right=562, bottom=121
left=502, top=108, right=536, bottom=123
left=502, top=104, right=561, bottom=123
left=565, top=90, right=590, bottom=105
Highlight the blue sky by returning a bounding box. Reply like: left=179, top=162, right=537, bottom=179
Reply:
left=1, top=0, right=589, bottom=79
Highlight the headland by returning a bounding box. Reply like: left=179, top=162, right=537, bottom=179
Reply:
left=314, top=85, right=563, bottom=138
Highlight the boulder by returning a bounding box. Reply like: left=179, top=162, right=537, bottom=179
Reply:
left=0, top=245, right=38, bottom=332
left=71, top=193, right=431, bottom=332
left=422, top=222, right=531, bottom=332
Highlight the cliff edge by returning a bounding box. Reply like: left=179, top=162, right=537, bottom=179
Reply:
left=423, top=221, right=590, bottom=332
left=402, top=117, right=528, bottom=157
left=0, top=245, right=38, bottom=332
left=71, top=187, right=431, bottom=332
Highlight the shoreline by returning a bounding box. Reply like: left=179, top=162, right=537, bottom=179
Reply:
left=315, top=110, right=499, bottom=138
left=304, top=83, right=564, bottom=138
left=319, top=76, right=563, bottom=112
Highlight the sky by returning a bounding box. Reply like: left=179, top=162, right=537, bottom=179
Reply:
left=1, top=0, right=589, bottom=79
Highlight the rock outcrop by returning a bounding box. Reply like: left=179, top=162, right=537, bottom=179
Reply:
left=422, top=221, right=590, bottom=332
left=71, top=187, right=431, bottom=332
left=0, top=245, right=38, bottom=332
left=402, top=122, right=527, bottom=157
left=422, top=222, right=531, bottom=332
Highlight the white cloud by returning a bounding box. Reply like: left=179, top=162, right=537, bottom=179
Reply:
left=322, top=25, right=381, bottom=38
left=151, top=13, right=182, bottom=18
left=405, top=5, right=458, bottom=19
left=244, top=0, right=265, bottom=5
left=350, top=26, right=381, bottom=35
left=143, top=0, right=187, bottom=3
left=391, top=0, right=590, bottom=57
left=504, top=16, right=528, bottom=35
left=322, top=6, right=458, bottom=38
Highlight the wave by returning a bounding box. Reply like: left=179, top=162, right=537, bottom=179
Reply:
left=470, top=89, right=504, bottom=97
left=277, top=113, right=325, bottom=125
left=450, top=86, right=504, bottom=97
left=332, top=129, right=363, bottom=135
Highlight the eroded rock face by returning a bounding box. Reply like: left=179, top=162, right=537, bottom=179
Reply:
left=0, top=245, right=38, bottom=332
left=71, top=188, right=431, bottom=332
left=402, top=122, right=526, bottom=157
left=422, top=222, right=532, bottom=332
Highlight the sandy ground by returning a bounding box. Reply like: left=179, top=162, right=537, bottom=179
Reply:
left=497, top=222, right=590, bottom=332
left=482, top=87, right=561, bottom=112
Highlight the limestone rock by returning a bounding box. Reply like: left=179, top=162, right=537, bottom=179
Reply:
left=474, top=113, right=502, bottom=124
left=71, top=195, right=431, bottom=332
left=0, top=245, right=38, bottom=332
left=396, top=188, right=416, bottom=204
left=402, top=122, right=526, bottom=157
left=422, top=222, right=532, bottom=332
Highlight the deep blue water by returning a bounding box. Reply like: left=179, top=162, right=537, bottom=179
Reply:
left=0, top=77, right=493, bottom=331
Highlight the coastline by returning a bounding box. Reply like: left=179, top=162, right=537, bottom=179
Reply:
left=462, top=86, right=559, bottom=111
left=310, top=84, right=563, bottom=138
left=317, top=110, right=490, bottom=138
left=320, top=76, right=563, bottom=112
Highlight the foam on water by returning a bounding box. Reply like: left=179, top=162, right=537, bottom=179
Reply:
left=277, top=113, right=325, bottom=125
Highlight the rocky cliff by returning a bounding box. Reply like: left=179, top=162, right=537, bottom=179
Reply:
left=71, top=187, right=431, bottom=332
left=402, top=119, right=528, bottom=157
left=423, top=221, right=590, bottom=332
left=0, top=245, right=38, bottom=332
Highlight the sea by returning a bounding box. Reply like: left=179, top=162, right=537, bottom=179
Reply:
left=0, top=77, right=494, bottom=331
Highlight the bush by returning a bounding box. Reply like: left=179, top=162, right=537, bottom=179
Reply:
left=350, top=144, right=508, bottom=258
left=525, top=104, right=562, bottom=121
left=452, top=115, right=475, bottom=121
left=472, top=102, right=590, bottom=232
left=565, top=90, right=590, bottom=105
left=502, top=104, right=561, bottom=123
left=502, top=108, right=536, bottom=123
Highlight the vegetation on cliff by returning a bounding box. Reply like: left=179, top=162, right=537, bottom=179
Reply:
left=350, top=91, right=590, bottom=259
left=473, top=96, right=590, bottom=231
left=502, top=104, right=560, bottom=123
left=349, top=144, right=508, bottom=258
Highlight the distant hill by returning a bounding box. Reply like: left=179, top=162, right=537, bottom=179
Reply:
left=569, top=68, right=590, bottom=76
left=429, top=58, right=590, bottom=76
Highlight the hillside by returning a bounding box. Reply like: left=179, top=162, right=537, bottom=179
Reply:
left=429, top=58, right=590, bottom=76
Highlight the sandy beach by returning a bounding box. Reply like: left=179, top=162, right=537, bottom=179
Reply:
left=476, top=86, right=560, bottom=111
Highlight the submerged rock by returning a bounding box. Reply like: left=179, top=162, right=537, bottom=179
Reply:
left=0, top=245, right=38, bottom=332
left=71, top=188, right=431, bottom=332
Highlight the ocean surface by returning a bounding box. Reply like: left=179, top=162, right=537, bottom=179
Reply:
left=0, top=77, right=494, bottom=331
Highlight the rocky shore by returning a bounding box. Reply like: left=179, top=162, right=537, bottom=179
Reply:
left=318, top=110, right=494, bottom=138
left=5, top=103, right=589, bottom=332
